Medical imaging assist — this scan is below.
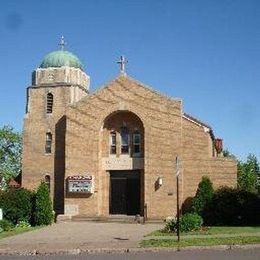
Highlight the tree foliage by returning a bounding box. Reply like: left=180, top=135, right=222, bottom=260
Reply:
left=165, top=213, right=203, bottom=233
left=34, top=182, right=53, bottom=226
left=204, top=187, right=260, bottom=226
left=0, top=125, right=22, bottom=185
left=222, top=149, right=236, bottom=159
left=237, top=154, right=260, bottom=194
left=0, top=188, right=33, bottom=224
left=191, top=176, right=214, bottom=216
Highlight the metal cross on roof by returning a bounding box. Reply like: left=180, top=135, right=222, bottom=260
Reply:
left=59, top=35, right=66, bottom=51
left=117, top=55, right=128, bottom=75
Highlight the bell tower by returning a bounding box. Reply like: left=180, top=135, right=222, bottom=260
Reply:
left=22, top=37, right=89, bottom=213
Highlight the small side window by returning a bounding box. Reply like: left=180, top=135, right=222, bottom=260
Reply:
left=133, top=130, right=141, bottom=156
left=110, top=131, right=116, bottom=154
left=45, top=175, right=51, bottom=191
left=46, top=93, right=53, bottom=114
left=45, top=132, right=52, bottom=154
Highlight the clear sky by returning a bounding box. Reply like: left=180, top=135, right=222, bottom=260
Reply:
left=0, top=0, right=259, bottom=161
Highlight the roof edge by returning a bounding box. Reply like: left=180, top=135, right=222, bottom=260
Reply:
left=125, top=75, right=182, bottom=102
left=183, top=113, right=215, bottom=140
left=84, top=74, right=182, bottom=102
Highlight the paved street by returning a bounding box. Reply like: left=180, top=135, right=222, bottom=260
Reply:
left=1, top=248, right=260, bottom=260
left=0, top=222, right=163, bottom=254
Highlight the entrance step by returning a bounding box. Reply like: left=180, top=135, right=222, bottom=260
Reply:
left=70, top=215, right=144, bottom=224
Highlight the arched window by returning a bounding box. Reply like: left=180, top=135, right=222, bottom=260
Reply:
left=110, top=131, right=117, bottom=154
left=45, top=132, right=52, bottom=154
left=46, top=93, right=53, bottom=114
left=133, top=130, right=141, bottom=156
left=120, top=127, right=129, bottom=154
left=45, top=174, right=51, bottom=191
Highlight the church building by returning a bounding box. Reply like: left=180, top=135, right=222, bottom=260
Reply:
left=22, top=38, right=237, bottom=220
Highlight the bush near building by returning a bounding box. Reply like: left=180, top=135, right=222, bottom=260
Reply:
left=0, top=219, right=14, bottom=231
left=181, top=174, right=260, bottom=228
left=0, top=182, right=53, bottom=227
left=165, top=213, right=203, bottom=233
left=163, top=174, right=260, bottom=234
left=203, top=187, right=260, bottom=226
left=0, top=188, right=33, bottom=224
left=33, top=182, right=53, bottom=226
left=191, top=176, right=214, bottom=216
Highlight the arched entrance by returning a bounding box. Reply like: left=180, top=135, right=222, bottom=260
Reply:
left=102, top=111, right=144, bottom=216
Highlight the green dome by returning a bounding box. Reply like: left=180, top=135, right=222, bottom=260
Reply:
left=39, top=50, right=84, bottom=70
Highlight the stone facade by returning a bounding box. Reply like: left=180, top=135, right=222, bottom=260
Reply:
left=22, top=63, right=237, bottom=220
left=22, top=66, right=88, bottom=211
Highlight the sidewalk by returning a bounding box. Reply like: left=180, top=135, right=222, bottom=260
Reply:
left=0, top=222, right=163, bottom=255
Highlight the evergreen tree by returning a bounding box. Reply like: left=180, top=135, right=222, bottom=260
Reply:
left=191, top=176, right=214, bottom=216
left=34, top=182, right=53, bottom=225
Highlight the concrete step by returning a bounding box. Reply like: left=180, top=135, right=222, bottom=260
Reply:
left=72, top=214, right=144, bottom=223
left=57, top=214, right=164, bottom=224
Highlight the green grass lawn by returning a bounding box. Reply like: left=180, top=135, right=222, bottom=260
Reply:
left=141, top=236, right=260, bottom=248
left=147, top=226, right=260, bottom=237
left=0, top=226, right=42, bottom=240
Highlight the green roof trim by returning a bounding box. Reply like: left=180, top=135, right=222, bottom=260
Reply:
left=39, top=50, right=84, bottom=70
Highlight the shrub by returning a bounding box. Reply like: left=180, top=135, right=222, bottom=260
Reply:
left=34, top=182, right=53, bottom=225
left=191, top=176, right=214, bottom=216
left=181, top=197, right=193, bottom=214
left=164, top=217, right=177, bottom=233
left=0, top=188, right=33, bottom=224
left=16, top=220, right=31, bottom=228
left=180, top=213, right=203, bottom=232
left=0, top=219, right=14, bottom=231
left=164, top=213, right=203, bottom=233
left=204, top=187, right=260, bottom=226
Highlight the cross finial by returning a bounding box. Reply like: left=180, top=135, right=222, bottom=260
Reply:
left=117, top=55, right=128, bottom=75
left=59, top=35, right=66, bottom=51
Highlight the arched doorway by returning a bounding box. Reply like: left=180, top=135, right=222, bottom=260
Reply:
left=102, top=111, right=144, bottom=216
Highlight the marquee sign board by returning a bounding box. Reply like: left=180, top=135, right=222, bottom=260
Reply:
left=67, top=176, right=94, bottom=193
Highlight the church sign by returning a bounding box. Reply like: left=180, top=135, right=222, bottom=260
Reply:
left=67, top=176, right=94, bottom=193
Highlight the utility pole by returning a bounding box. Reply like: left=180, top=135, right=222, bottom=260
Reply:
left=176, top=156, right=180, bottom=242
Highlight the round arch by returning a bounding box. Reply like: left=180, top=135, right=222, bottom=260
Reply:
left=100, top=110, right=145, bottom=216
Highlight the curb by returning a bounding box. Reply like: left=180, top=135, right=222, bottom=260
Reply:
left=0, top=244, right=260, bottom=256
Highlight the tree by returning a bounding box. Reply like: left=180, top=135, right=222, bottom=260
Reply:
left=0, top=125, right=22, bottom=187
left=0, top=188, right=33, bottom=224
left=237, top=154, right=260, bottom=194
left=223, top=149, right=236, bottom=159
left=191, top=176, right=214, bottom=217
left=34, top=182, right=53, bottom=225
left=203, top=187, right=260, bottom=226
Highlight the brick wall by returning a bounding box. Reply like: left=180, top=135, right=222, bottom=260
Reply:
left=22, top=73, right=237, bottom=220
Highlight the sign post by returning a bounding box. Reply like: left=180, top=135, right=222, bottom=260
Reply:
left=176, top=156, right=180, bottom=242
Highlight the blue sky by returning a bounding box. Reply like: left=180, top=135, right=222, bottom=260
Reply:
left=0, top=0, right=259, bottom=161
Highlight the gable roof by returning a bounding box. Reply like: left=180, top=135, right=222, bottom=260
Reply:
left=73, top=74, right=182, bottom=107
left=69, top=74, right=216, bottom=140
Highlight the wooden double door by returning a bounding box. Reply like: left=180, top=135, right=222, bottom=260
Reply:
left=109, top=171, right=140, bottom=215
